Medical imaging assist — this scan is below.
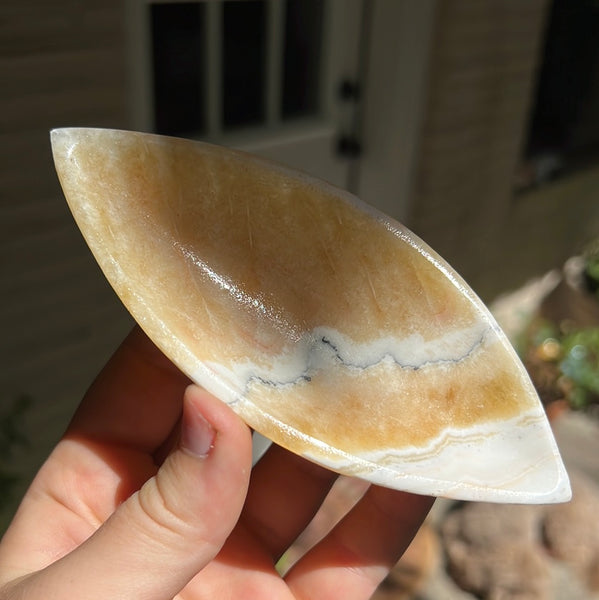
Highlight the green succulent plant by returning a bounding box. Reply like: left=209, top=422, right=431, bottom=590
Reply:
left=560, top=328, right=599, bottom=409
left=584, top=239, right=599, bottom=293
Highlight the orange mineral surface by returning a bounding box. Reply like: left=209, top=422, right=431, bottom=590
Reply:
left=51, top=128, right=570, bottom=503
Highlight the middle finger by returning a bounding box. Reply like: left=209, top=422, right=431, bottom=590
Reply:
left=240, top=443, right=339, bottom=561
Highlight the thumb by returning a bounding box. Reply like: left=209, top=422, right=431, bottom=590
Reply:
left=21, top=386, right=252, bottom=600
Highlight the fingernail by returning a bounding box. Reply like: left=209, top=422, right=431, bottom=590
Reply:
left=181, top=401, right=216, bottom=457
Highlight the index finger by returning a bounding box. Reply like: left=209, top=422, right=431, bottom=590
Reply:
left=67, top=326, right=191, bottom=453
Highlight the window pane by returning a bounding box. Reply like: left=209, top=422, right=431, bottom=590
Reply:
left=282, top=0, right=324, bottom=119
left=222, top=1, right=267, bottom=129
left=516, top=0, right=599, bottom=191
left=151, top=3, right=205, bottom=136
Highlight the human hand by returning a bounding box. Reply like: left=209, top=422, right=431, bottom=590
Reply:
left=0, top=327, right=433, bottom=599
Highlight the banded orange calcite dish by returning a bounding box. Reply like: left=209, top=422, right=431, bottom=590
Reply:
left=51, top=128, right=571, bottom=503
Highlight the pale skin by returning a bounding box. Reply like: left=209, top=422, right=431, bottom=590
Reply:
left=0, top=327, right=434, bottom=599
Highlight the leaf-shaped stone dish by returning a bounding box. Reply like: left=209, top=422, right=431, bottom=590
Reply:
left=51, top=128, right=571, bottom=503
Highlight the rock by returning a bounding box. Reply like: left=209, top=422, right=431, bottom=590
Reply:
left=543, top=471, right=599, bottom=592
left=441, top=503, right=551, bottom=599
left=438, top=470, right=599, bottom=599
